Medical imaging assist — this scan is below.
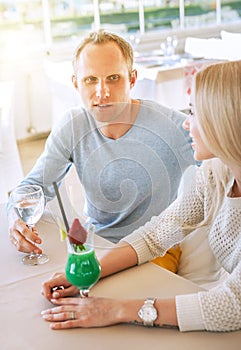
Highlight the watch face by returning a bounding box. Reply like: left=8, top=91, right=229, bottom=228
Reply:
left=142, top=306, right=157, bottom=321
left=138, top=298, right=158, bottom=326
left=139, top=304, right=157, bottom=323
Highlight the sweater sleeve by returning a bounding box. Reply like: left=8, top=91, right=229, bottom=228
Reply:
left=123, top=166, right=206, bottom=264
left=176, top=260, right=241, bottom=332
left=16, top=110, right=76, bottom=202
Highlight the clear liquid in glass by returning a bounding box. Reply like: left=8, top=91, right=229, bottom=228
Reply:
left=14, top=198, right=44, bottom=226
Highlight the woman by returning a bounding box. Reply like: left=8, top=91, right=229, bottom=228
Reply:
left=41, top=60, right=241, bottom=332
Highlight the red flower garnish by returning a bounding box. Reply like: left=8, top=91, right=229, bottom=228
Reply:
left=68, top=218, right=87, bottom=245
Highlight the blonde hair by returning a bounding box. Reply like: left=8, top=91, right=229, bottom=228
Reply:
left=72, top=29, right=134, bottom=80
left=195, top=60, right=241, bottom=165
left=194, top=60, right=241, bottom=225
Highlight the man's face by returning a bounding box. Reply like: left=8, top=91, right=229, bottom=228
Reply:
left=73, top=42, right=136, bottom=124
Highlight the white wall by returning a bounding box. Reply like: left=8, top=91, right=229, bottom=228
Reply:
left=0, top=53, right=53, bottom=140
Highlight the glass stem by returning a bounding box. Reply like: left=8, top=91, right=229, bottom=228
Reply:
left=79, top=289, right=89, bottom=298
left=28, top=225, right=40, bottom=256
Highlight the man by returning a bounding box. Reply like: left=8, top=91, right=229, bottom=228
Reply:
left=8, top=29, right=195, bottom=270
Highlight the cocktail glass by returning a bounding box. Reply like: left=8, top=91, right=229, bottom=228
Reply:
left=65, top=222, right=101, bottom=297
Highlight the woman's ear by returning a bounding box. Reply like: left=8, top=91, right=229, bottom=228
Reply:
left=72, top=75, right=78, bottom=89
left=130, top=69, right=137, bottom=88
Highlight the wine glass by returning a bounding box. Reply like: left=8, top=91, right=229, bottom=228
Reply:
left=161, top=35, right=178, bottom=58
left=11, top=184, right=49, bottom=266
left=65, top=222, right=101, bottom=297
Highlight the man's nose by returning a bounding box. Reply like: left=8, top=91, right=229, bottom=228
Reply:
left=95, top=80, right=110, bottom=98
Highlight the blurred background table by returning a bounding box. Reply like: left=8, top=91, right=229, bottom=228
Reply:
left=133, top=53, right=220, bottom=111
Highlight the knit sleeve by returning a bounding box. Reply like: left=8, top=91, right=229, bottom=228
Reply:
left=123, top=166, right=206, bottom=264
left=176, top=260, right=241, bottom=332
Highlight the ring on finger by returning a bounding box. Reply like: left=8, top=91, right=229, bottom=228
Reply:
left=10, top=237, right=17, bottom=246
left=70, top=311, right=75, bottom=320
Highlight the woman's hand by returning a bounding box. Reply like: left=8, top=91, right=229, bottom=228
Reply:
left=41, top=296, right=140, bottom=329
left=41, top=273, right=79, bottom=301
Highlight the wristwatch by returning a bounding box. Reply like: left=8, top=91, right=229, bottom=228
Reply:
left=138, top=298, right=158, bottom=327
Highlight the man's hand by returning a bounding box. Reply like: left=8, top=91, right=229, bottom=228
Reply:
left=9, top=216, right=42, bottom=254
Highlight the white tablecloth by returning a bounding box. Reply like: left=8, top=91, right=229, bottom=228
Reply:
left=1, top=203, right=240, bottom=350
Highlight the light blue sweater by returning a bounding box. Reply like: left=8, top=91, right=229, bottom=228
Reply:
left=19, top=100, right=195, bottom=242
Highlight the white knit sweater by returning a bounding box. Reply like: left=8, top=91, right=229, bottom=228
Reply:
left=123, top=163, right=241, bottom=332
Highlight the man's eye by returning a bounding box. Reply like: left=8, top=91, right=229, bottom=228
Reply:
left=108, top=74, right=119, bottom=81
left=85, top=77, right=98, bottom=84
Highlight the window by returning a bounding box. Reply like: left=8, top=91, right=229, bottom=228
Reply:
left=0, top=0, right=240, bottom=56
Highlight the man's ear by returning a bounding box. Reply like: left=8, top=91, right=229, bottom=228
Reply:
left=72, top=75, right=78, bottom=89
left=130, top=69, right=137, bottom=88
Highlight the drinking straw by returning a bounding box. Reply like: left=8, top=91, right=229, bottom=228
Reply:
left=53, top=181, right=69, bottom=232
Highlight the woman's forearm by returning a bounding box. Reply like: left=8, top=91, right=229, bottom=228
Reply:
left=118, top=298, right=178, bottom=328
left=42, top=295, right=179, bottom=329
left=99, top=241, right=138, bottom=278
left=155, top=298, right=178, bottom=328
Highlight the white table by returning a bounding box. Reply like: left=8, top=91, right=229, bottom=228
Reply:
left=0, top=203, right=240, bottom=350
left=132, top=55, right=191, bottom=110
left=133, top=56, right=221, bottom=110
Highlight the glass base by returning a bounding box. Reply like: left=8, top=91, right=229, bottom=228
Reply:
left=22, top=253, right=49, bottom=266
left=79, top=289, right=89, bottom=298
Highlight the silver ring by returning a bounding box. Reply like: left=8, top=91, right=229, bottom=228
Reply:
left=70, top=311, right=75, bottom=320
left=10, top=237, right=17, bottom=246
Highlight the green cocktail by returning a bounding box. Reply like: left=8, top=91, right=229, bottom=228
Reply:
left=65, top=249, right=101, bottom=290
left=65, top=220, right=101, bottom=296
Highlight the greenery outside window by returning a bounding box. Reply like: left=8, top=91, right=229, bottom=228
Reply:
left=0, top=0, right=240, bottom=58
